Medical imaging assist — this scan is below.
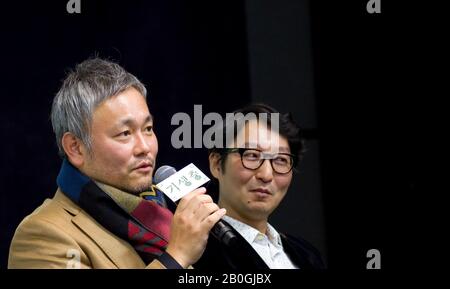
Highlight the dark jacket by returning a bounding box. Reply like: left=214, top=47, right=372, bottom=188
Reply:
left=194, top=221, right=326, bottom=270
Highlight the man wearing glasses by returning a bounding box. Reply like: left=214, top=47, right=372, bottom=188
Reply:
left=194, top=104, right=325, bottom=270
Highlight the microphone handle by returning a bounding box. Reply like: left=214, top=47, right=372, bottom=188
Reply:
left=154, top=182, right=237, bottom=246
left=210, top=220, right=238, bottom=246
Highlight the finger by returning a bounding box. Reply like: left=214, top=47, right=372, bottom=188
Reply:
left=190, top=194, right=214, bottom=210
left=177, top=187, right=207, bottom=210
left=201, top=208, right=227, bottom=231
left=178, top=192, right=213, bottom=214
left=192, top=202, right=221, bottom=221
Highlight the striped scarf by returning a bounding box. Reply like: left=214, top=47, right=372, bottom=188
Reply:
left=56, top=159, right=173, bottom=264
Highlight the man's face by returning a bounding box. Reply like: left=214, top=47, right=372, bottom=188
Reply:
left=213, top=120, right=292, bottom=222
left=81, top=87, right=158, bottom=194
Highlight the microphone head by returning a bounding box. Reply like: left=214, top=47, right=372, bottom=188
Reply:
left=153, top=165, right=177, bottom=184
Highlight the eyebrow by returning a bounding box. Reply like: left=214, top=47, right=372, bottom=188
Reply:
left=277, top=147, right=291, bottom=153
left=243, top=142, right=291, bottom=153
left=117, top=114, right=153, bottom=127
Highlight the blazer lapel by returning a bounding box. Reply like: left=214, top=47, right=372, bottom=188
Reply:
left=72, top=211, right=145, bottom=268
left=54, top=189, right=144, bottom=268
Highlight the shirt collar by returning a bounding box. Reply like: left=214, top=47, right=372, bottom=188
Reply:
left=266, top=223, right=283, bottom=248
left=222, top=215, right=283, bottom=248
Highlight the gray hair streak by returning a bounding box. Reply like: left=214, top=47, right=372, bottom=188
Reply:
left=51, top=58, right=147, bottom=157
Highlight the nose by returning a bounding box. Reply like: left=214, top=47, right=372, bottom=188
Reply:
left=255, top=159, right=274, bottom=183
left=133, top=132, right=152, bottom=156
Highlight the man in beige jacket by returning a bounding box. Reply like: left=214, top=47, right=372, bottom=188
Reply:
left=8, top=58, right=225, bottom=269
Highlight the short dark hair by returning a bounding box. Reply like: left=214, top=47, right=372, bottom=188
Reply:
left=208, top=103, right=305, bottom=172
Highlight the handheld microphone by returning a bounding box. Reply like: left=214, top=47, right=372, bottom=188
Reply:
left=154, top=165, right=237, bottom=246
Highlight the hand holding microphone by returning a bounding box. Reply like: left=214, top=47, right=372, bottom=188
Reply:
left=154, top=165, right=234, bottom=268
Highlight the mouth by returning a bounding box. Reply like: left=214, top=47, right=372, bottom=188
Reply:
left=133, top=161, right=154, bottom=173
left=249, top=188, right=272, bottom=196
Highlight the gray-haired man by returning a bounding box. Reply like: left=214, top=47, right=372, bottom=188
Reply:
left=8, top=58, right=225, bottom=268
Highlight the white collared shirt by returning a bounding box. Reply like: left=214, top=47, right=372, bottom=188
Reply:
left=222, top=215, right=298, bottom=269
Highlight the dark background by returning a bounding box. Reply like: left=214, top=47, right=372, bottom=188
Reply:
left=0, top=0, right=423, bottom=270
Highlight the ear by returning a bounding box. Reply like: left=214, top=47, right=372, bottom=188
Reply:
left=61, top=132, right=88, bottom=168
left=209, top=152, right=222, bottom=179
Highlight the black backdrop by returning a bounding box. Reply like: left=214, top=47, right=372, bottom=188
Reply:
left=0, top=0, right=422, bottom=270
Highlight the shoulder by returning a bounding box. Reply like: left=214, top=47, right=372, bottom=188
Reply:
left=8, top=192, right=89, bottom=268
left=280, top=233, right=326, bottom=269
left=281, top=233, right=321, bottom=255
left=18, top=191, right=79, bottom=230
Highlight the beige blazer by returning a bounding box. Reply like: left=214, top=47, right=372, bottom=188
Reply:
left=8, top=190, right=167, bottom=269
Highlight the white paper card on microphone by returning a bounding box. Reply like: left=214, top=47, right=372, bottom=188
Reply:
left=155, top=163, right=210, bottom=202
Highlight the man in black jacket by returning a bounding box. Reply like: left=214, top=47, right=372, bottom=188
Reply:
left=194, top=104, right=325, bottom=270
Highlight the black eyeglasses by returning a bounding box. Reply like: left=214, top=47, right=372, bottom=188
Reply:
left=225, top=148, right=296, bottom=174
